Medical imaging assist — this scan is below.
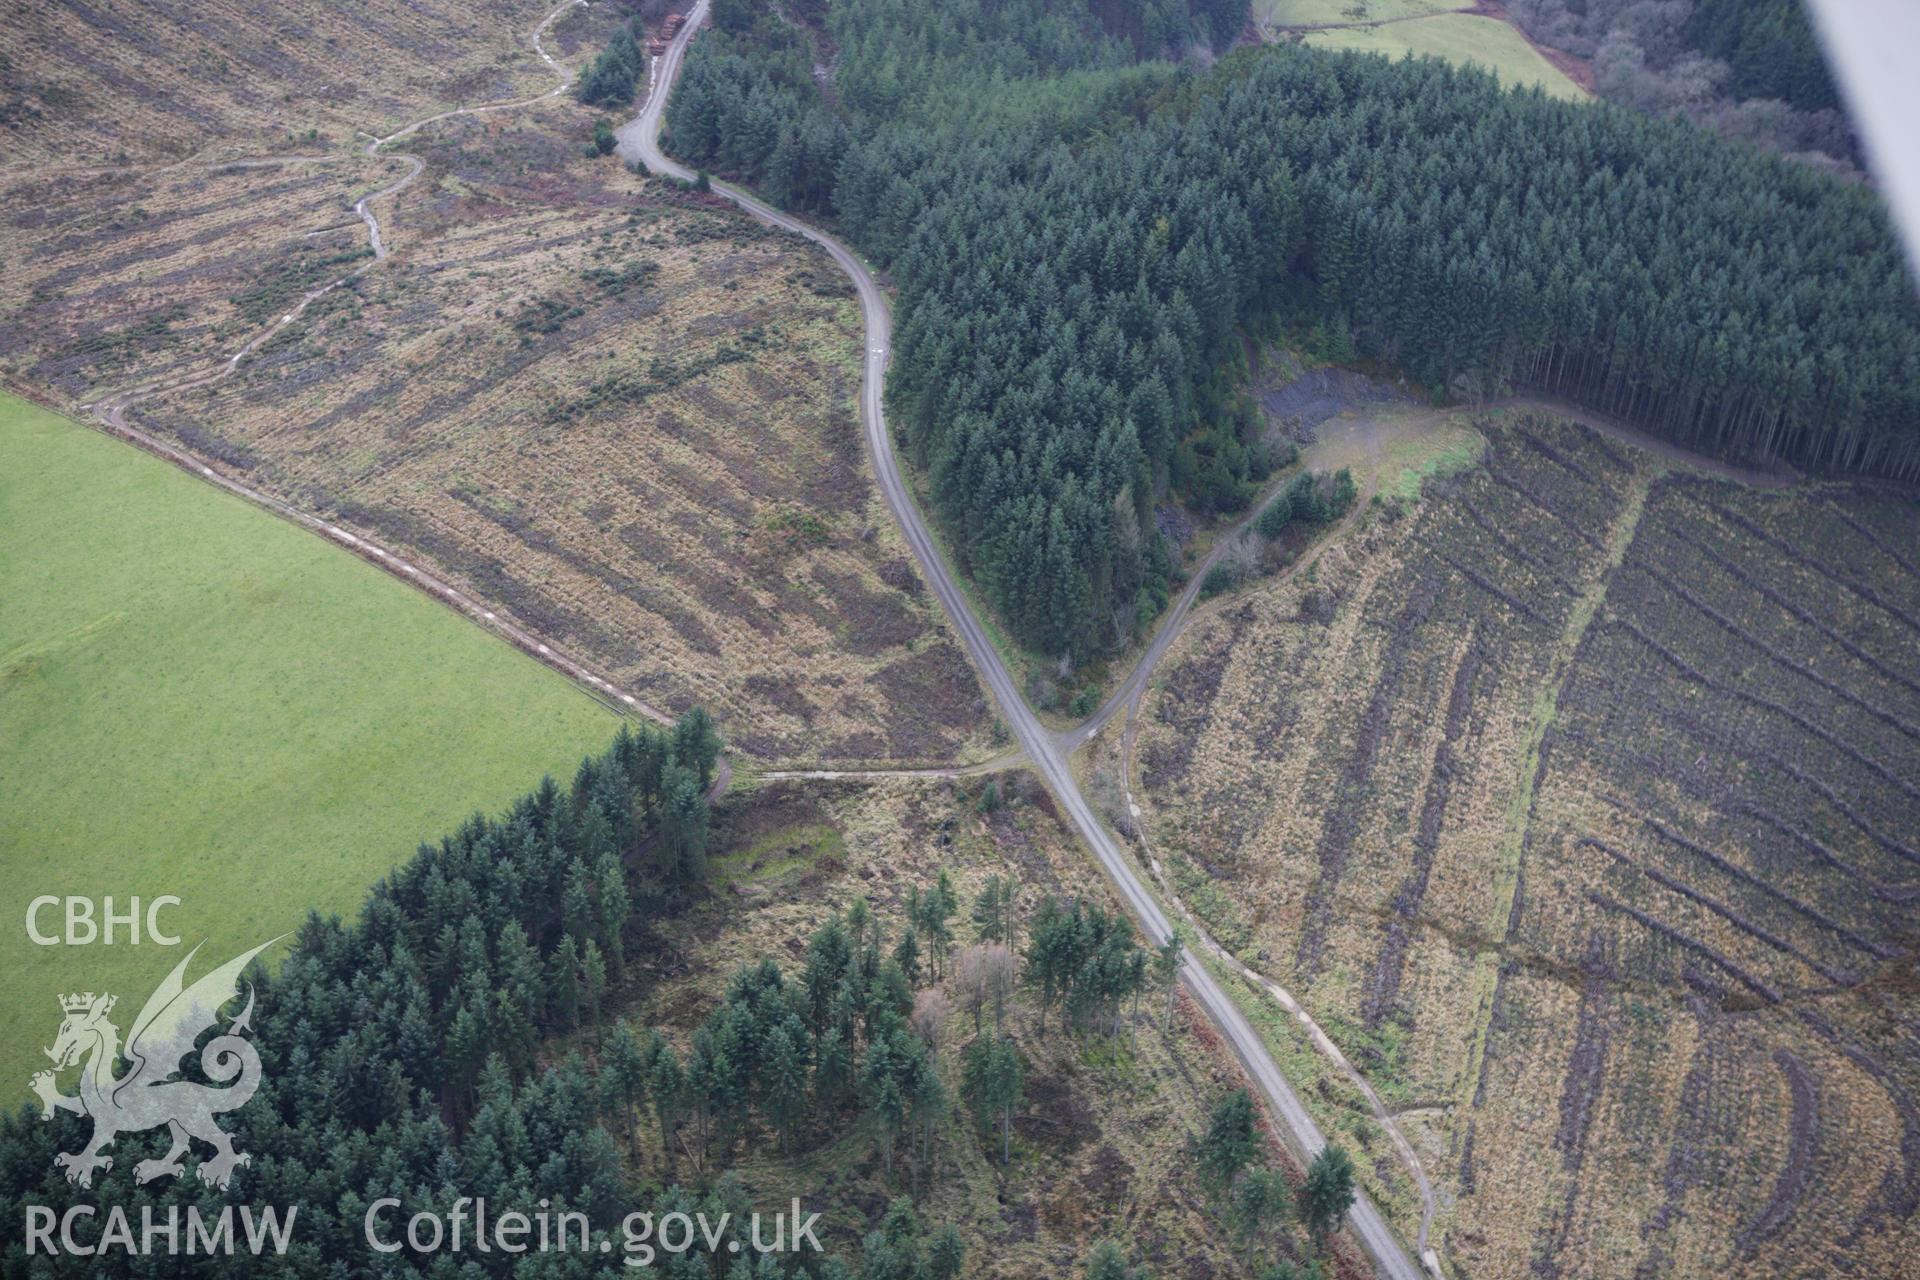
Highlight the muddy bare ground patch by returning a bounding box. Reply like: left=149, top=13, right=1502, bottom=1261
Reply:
left=1255, top=347, right=1421, bottom=442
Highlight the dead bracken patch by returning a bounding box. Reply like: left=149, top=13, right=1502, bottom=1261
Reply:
left=604, top=773, right=1253, bottom=1278
left=6, top=99, right=988, bottom=763
left=1133, top=416, right=1920, bottom=1278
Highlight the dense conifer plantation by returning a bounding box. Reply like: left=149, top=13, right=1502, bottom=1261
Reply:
left=666, top=0, right=1918, bottom=656
left=0, top=720, right=749, bottom=1276
left=0, top=713, right=1004, bottom=1275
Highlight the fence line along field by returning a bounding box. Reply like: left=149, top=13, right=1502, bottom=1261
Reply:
left=2, top=7, right=989, bottom=766
left=0, top=392, right=616, bottom=1090
left=1130, top=412, right=1920, bottom=1278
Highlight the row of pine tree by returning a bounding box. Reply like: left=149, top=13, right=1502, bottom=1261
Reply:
left=0, top=716, right=1290, bottom=1275
left=664, top=0, right=1919, bottom=656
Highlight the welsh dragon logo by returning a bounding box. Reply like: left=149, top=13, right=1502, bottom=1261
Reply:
left=28, top=939, right=282, bottom=1190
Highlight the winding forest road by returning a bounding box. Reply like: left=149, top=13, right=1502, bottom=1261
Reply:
left=624, top=8, right=1430, bottom=1278
left=50, top=6, right=1816, bottom=1265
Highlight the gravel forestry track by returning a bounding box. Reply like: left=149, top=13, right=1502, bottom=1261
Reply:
left=623, top=8, right=1430, bottom=1276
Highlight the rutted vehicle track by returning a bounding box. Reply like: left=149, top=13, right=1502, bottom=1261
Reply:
left=624, top=7, right=1429, bottom=1277
left=39, top=6, right=1694, bottom=1271
left=67, top=0, right=681, bottom=726
left=88, top=0, right=585, bottom=429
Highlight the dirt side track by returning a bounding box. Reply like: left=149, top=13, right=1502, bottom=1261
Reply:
left=624, top=9, right=1432, bottom=1278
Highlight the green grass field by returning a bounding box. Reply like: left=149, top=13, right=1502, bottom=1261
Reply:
left=1, top=395, right=616, bottom=1089
left=1303, top=14, right=1588, bottom=101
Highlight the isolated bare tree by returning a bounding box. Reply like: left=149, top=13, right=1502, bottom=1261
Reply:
left=954, top=942, right=1017, bottom=1035
left=954, top=945, right=989, bottom=1033
left=911, top=988, right=953, bottom=1058
left=1219, top=531, right=1260, bottom=588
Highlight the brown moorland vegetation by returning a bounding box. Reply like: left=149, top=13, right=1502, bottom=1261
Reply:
left=1, top=2, right=988, bottom=763
left=1131, top=413, right=1920, bottom=1277
left=0, top=0, right=584, bottom=166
